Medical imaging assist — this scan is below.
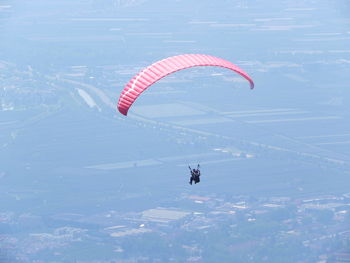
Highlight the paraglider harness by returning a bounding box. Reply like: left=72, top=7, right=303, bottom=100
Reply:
left=189, top=164, right=201, bottom=185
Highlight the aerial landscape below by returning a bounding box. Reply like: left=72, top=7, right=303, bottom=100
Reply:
left=0, top=0, right=350, bottom=262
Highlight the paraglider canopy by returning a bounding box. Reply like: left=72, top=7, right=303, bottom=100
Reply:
left=117, top=54, right=254, bottom=116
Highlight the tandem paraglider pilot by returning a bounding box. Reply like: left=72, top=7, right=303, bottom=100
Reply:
left=189, top=164, right=201, bottom=185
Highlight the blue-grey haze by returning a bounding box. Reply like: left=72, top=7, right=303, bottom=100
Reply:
left=0, top=0, right=350, bottom=262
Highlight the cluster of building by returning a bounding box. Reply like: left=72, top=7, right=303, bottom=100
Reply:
left=1, top=191, right=350, bottom=262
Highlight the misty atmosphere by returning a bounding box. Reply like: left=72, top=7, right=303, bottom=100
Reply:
left=1, top=0, right=350, bottom=262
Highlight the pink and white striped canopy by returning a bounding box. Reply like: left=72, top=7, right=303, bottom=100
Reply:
left=117, top=54, right=254, bottom=116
